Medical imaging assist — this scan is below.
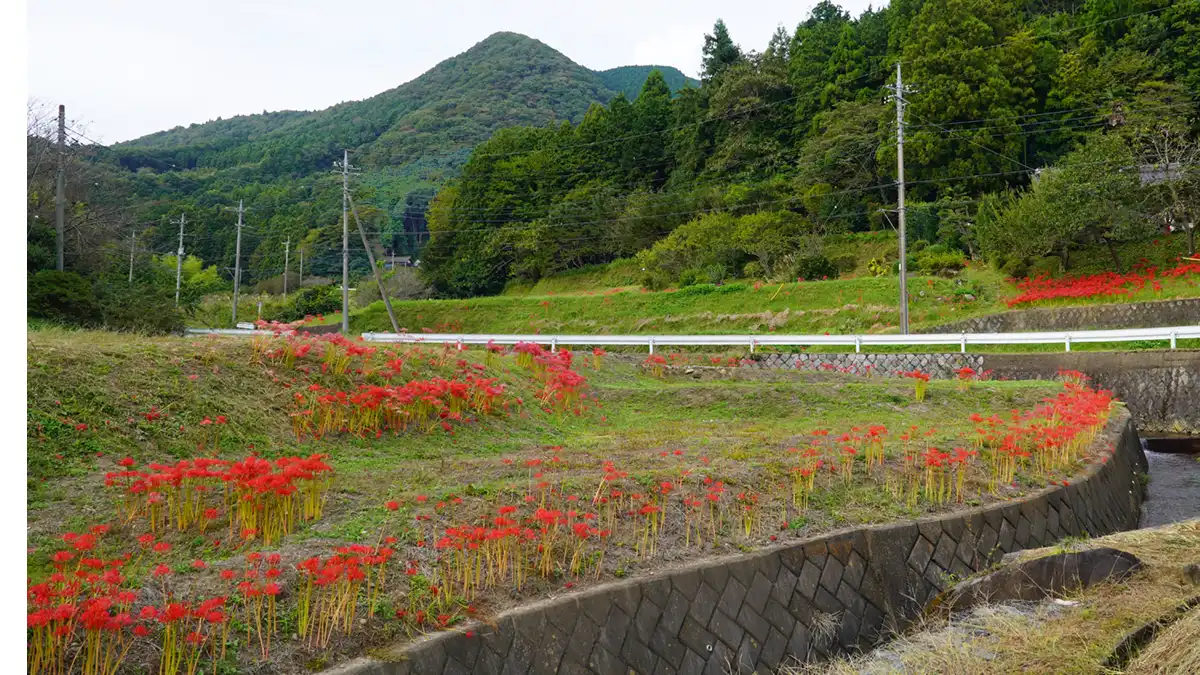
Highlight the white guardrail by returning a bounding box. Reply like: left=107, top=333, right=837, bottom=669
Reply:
left=185, top=325, right=1200, bottom=353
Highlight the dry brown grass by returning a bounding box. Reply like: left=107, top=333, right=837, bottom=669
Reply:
left=1125, top=605, right=1200, bottom=675
left=785, top=520, right=1200, bottom=675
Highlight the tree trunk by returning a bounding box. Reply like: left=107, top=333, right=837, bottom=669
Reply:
left=1061, top=243, right=1070, bottom=272
left=1104, top=237, right=1122, bottom=273
left=1188, top=223, right=1195, bottom=257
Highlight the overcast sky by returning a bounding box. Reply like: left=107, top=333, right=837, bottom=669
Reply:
left=28, top=0, right=884, bottom=144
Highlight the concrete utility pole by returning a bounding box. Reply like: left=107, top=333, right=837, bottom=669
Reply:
left=128, top=229, right=136, bottom=283
left=283, top=237, right=290, bottom=297
left=231, top=200, right=245, bottom=325
left=341, top=150, right=350, bottom=333
left=887, top=63, right=913, bottom=335
left=55, top=104, right=65, bottom=271
left=298, top=246, right=304, bottom=290
left=174, top=214, right=186, bottom=305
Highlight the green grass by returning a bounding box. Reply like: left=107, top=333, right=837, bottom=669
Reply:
left=27, top=327, right=1108, bottom=672
left=349, top=265, right=1010, bottom=335
left=27, top=328, right=1065, bottom=547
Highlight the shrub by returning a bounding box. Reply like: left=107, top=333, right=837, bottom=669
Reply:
left=28, top=271, right=102, bottom=325
left=1029, top=255, right=1063, bottom=278
left=677, top=268, right=704, bottom=287
left=1000, top=255, right=1030, bottom=279
left=912, top=250, right=966, bottom=276
left=284, top=286, right=342, bottom=320
left=793, top=255, right=839, bottom=281
left=355, top=268, right=432, bottom=307
left=98, top=283, right=185, bottom=335
left=702, top=263, right=726, bottom=284
left=829, top=254, right=858, bottom=273
left=742, top=261, right=765, bottom=279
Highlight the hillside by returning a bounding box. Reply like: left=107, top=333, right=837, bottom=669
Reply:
left=596, top=65, right=699, bottom=99
left=85, top=32, right=697, bottom=277
left=114, top=32, right=616, bottom=177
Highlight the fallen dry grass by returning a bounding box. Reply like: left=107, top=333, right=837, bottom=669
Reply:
left=1125, top=603, right=1200, bottom=675
left=785, top=519, right=1200, bottom=675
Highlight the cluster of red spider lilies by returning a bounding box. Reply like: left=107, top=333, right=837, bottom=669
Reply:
left=104, top=454, right=333, bottom=545
left=251, top=333, right=596, bottom=439
left=379, top=377, right=1112, bottom=617
left=1005, top=260, right=1200, bottom=308
left=28, top=525, right=236, bottom=675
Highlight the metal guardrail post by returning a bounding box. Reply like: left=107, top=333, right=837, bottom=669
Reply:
left=648, top=338, right=655, bottom=355
left=960, top=333, right=967, bottom=353
left=1065, top=334, right=1072, bottom=352
left=551, top=338, right=557, bottom=353
left=854, top=336, right=861, bottom=353
left=750, top=338, right=755, bottom=354
left=1170, top=331, right=1177, bottom=349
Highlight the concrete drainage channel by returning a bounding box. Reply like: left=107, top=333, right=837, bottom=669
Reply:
left=1139, top=436, right=1200, bottom=529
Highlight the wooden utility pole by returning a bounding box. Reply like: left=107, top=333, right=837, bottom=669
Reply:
left=55, top=104, right=65, bottom=271
left=349, top=194, right=400, bottom=333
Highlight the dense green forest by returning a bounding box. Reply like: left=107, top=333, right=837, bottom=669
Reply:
left=27, top=0, right=1200, bottom=316
left=422, top=0, right=1199, bottom=296
left=26, top=32, right=696, bottom=286
left=596, top=66, right=700, bottom=99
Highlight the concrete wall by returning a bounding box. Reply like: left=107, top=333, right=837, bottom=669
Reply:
left=925, top=298, right=1200, bottom=333
left=982, top=351, right=1200, bottom=435
left=326, top=411, right=1146, bottom=675
left=741, top=350, right=1200, bottom=435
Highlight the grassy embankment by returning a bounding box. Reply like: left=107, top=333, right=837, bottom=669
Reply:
left=27, top=326, right=1095, bottom=672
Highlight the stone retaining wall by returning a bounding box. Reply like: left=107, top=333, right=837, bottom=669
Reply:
left=326, top=411, right=1146, bottom=675
left=924, top=298, right=1200, bottom=333
left=737, top=350, right=1200, bottom=434
left=982, top=351, right=1200, bottom=435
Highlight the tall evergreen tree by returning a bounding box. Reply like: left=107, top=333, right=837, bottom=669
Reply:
left=702, top=19, right=743, bottom=82
left=629, top=71, right=675, bottom=187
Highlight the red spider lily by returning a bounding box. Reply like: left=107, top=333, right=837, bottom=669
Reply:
left=1004, top=262, right=1200, bottom=308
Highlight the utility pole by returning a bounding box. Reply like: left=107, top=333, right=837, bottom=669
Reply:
left=231, top=200, right=245, bottom=325
left=55, top=104, right=65, bottom=271
left=298, top=246, right=304, bottom=290
left=174, top=214, right=186, bottom=305
left=128, top=229, right=136, bottom=283
left=349, top=194, right=400, bottom=334
left=340, top=150, right=350, bottom=333
left=283, top=237, right=290, bottom=297
left=887, top=63, right=913, bottom=335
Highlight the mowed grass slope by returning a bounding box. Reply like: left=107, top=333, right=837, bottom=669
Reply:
left=28, top=328, right=1066, bottom=559
left=351, top=268, right=1008, bottom=335
left=28, top=328, right=1109, bottom=673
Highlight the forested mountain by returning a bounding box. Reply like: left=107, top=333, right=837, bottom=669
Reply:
left=28, top=32, right=696, bottom=284
left=422, top=1, right=1200, bottom=296
left=28, top=1, right=1200, bottom=310
left=596, top=66, right=699, bottom=99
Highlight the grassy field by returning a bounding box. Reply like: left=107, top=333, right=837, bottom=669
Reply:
left=799, top=519, right=1200, bottom=674
left=27, top=327, right=1108, bottom=674
left=349, top=266, right=1011, bottom=335
left=187, top=232, right=1200, bottom=339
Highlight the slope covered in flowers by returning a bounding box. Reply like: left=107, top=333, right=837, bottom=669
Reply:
left=27, top=327, right=1120, bottom=674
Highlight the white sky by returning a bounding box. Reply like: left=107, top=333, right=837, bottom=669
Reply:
left=28, top=0, right=884, bottom=144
